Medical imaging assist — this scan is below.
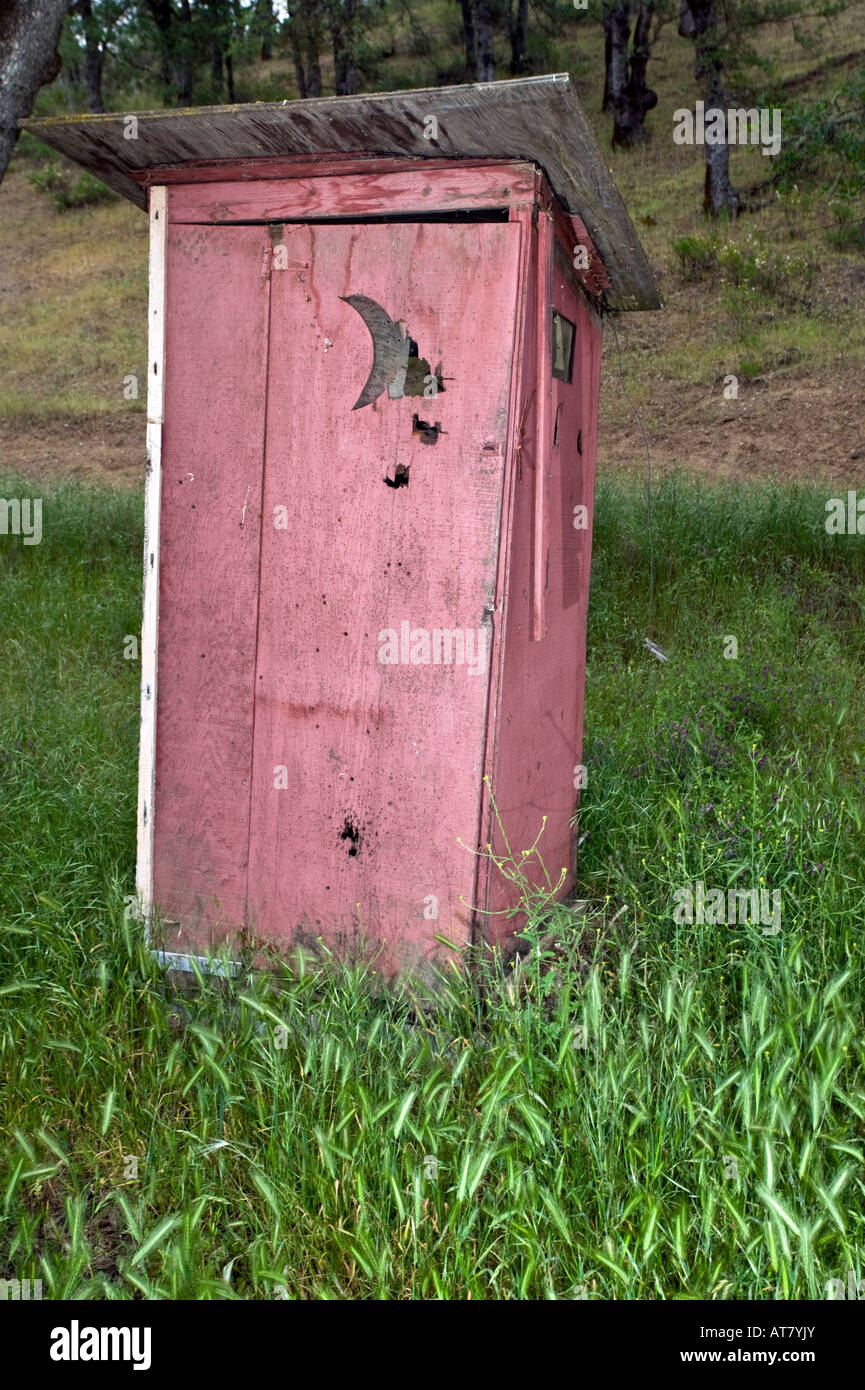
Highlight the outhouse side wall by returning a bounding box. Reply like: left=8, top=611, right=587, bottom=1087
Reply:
left=482, top=221, right=603, bottom=953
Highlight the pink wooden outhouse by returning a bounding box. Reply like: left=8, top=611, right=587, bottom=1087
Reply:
left=26, top=76, right=659, bottom=981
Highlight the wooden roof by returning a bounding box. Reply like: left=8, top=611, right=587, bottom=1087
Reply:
left=21, top=74, right=659, bottom=311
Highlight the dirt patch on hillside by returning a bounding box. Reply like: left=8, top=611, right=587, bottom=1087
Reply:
left=1, top=412, right=145, bottom=488
left=599, top=361, right=865, bottom=487
left=3, top=362, right=865, bottom=492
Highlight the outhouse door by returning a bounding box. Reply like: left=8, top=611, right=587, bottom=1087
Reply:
left=153, top=216, right=522, bottom=972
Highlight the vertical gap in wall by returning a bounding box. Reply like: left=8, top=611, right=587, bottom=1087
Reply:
left=243, top=228, right=277, bottom=930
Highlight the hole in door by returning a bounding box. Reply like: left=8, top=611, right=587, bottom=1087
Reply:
left=340, top=816, right=362, bottom=857
left=384, top=465, right=410, bottom=488
left=412, top=414, right=441, bottom=445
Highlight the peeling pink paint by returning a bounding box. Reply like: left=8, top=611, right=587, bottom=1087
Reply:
left=150, top=162, right=604, bottom=978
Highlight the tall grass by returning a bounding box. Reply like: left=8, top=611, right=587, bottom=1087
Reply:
left=1, top=472, right=863, bottom=1299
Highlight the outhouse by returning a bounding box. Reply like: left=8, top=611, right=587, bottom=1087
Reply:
left=25, top=76, right=659, bottom=980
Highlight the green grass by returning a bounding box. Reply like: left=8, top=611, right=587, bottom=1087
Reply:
left=0, top=194, right=148, bottom=421
left=1, top=473, right=864, bottom=1299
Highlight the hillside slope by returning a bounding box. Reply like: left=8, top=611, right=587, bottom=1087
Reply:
left=1, top=7, right=863, bottom=486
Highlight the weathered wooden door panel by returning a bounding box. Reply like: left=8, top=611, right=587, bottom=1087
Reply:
left=246, top=222, right=521, bottom=973
left=153, top=224, right=270, bottom=945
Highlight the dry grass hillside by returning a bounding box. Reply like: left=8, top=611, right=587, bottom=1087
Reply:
left=1, top=4, right=863, bottom=487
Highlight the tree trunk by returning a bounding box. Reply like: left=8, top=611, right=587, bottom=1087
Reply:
left=305, top=0, right=322, bottom=97
left=680, top=0, right=738, bottom=215
left=289, top=0, right=322, bottom=98
left=257, top=0, right=274, bottom=60
left=0, top=0, right=70, bottom=185
left=474, top=0, right=495, bottom=82
left=603, top=2, right=631, bottom=121
left=176, top=0, right=193, bottom=105
left=144, top=0, right=173, bottom=92
left=76, top=0, right=104, bottom=113
left=678, top=0, right=697, bottom=38
left=458, top=0, right=476, bottom=77
left=210, top=36, right=223, bottom=98
left=602, top=20, right=611, bottom=111
left=176, top=0, right=193, bottom=104
left=508, top=0, right=528, bottom=76
left=701, top=56, right=737, bottom=216
left=289, top=25, right=308, bottom=97
left=208, top=0, right=234, bottom=101
left=611, top=2, right=658, bottom=147
left=331, top=0, right=357, bottom=95
left=64, top=50, right=82, bottom=89
left=145, top=0, right=194, bottom=104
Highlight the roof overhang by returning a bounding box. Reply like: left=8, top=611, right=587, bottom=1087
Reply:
left=21, top=74, right=660, bottom=312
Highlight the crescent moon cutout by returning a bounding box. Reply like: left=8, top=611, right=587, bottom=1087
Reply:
left=340, top=294, right=410, bottom=410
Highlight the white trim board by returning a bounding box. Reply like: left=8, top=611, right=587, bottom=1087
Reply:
left=136, top=185, right=166, bottom=944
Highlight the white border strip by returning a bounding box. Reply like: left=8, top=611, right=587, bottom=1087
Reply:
left=136, top=186, right=167, bottom=943
left=153, top=950, right=239, bottom=979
